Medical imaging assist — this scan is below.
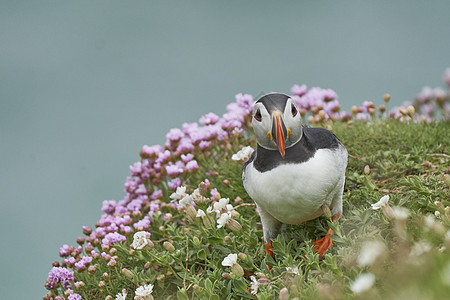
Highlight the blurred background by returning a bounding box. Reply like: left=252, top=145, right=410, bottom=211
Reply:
left=1, top=1, right=449, bottom=297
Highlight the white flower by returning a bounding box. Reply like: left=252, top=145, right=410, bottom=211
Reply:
left=132, top=231, right=149, bottom=250
left=135, top=283, right=154, bottom=297
left=392, top=206, right=410, bottom=220
left=217, top=212, right=231, bottom=228
left=232, top=146, right=254, bottom=161
left=115, top=290, right=127, bottom=300
left=221, top=253, right=237, bottom=267
left=424, top=215, right=437, bottom=227
left=225, top=204, right=234, bottom=212
left=410, top=242, right=432, bottom=257
left=213, top=198, right=230, bottom=213
left=357, top=240, right=386, bottom=267
left=371, top=195, right=389, bottom=210
left=350, top=273, right=376, bottom=294
left=250, top=275, right=259, bottom=295
left=178, top=194, right=192, bottom=208
left=285, top=267, right=300, bottom=275
left=170, top=186, right=186, bottom=200
left=196, top=209, right=206, bottom=217
left=206, top=206, right=214, bottom=214
left=191, top=188, right=202, bottom=201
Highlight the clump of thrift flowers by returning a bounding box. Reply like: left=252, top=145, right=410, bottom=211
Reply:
left=44, top=73, right=450, bottom=299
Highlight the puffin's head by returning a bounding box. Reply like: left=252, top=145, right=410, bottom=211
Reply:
left=252, top=93, right=303, bottom=158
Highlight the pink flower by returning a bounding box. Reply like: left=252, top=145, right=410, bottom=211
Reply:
left=235, top=93, right=254, bottom=113
left=291, top=84, right=307, bottom=96
left=166, top=128, right=184, bottom=142
left=200, top=112, right=220, bottom=125
left=101, top=232, right=127, bottom=247
left=168, top=178, right=182, bottom=190
left=129, top=161, right=142, bottom=176
left=199, top=140, right=211, bottom=150
left=59, top=244, right=70, bottom=257
left=101, top=200, right=116, bottom=214
left=186, top=160, right=199, bottom=171
left=181, top=153, right=194, bottom=162
left=176, top=138, right=195, bottom=153
left=151, top=189, right=163, bottom=200
left=166, top=164, right=183, bottom=176
left=135, top=184, right=147, bottom=195
left=140, top=144, right=163, bottom=159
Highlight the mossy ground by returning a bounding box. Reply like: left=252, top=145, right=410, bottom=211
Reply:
left=49, top=120, right=450, bottom=300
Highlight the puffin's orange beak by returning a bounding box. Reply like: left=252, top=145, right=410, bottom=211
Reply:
left=271, top=112, right=287, bottom=158
left=275, top=115, right=285, bottom=158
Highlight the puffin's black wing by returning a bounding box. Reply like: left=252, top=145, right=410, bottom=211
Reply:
left=302, top=127, right=342, bottom=150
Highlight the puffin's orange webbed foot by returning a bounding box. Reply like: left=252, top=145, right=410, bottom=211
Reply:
left=312, top=228, right=334, bottom=259
left=264, top=241, right=274, bottom=257
left=311, top=212, right=340, bottom=259
left=264, top=241, right=274, bottom=270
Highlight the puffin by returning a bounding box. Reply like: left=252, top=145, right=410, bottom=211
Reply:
left=242, top=93, right=348, bottom=260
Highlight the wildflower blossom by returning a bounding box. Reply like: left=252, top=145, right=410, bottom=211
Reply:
left=170, top=186, right=186, bottom=201
left=132, top=231, right=152, bottom=250
left=372, top=195, right=395, bottom=220
left=59, top=244, right=70, bottom=257
left=102, top=232, right=127, bottom=248
left=200, top=112, right=220, bottom=125
left=221, top=253, right=237, bottom=267
left=350, top=273, right=375, bottom=294
left=357, top=240, right=386, bottom=266
left=114, top=290, right=127, bottom=300
left=185, top=160, right=199, bottom=171
left=46, top=267, right=74, bottom=290
left=133, top=217, right=152, bottom=231
left=221, top=253, right=244, bottom=277
left=74, top=256, right=92, bottom=272
left=392, top=206, right=410, bottom=220
left=135, top=283, right=154, bottom=298
left=196, top=209, right=206, bottom=217
left=250, top=276, right=259, bottom=295
left=165, top=164, right=183, bottom=176
left=178, top=194, right=192, bottom=208
left=410, top=242, right=432, bottom=257
left=102, top=200, right=117, bottom=214
left=286, top=267, right=300, bottom=275
left=232, top=146, right=254, bottom=162
left=217, top=212, right=231, bottom=228
left=291, top=84, right=307, bottom=96
left=180, top=153, right=194, bottom=162
left=166, top=128, right=184, bottom=142
left=211, top=198, right=230, bottom=215
left=68, top=294, right=82, bottom=300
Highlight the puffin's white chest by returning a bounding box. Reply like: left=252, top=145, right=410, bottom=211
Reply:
left=243, top=147, right=347, bottom=224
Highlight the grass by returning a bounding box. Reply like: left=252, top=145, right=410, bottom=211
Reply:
left=45, top=119, right=450, bottom=300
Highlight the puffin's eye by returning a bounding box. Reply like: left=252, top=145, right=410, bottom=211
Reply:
left=254, top=109, right=262, bottom=122
left=291, top=104, right=298, bottom=117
